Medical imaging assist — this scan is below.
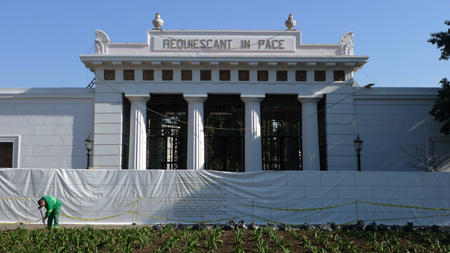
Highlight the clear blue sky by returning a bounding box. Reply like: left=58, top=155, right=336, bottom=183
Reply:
left=1, top=0, right=448, bottom=88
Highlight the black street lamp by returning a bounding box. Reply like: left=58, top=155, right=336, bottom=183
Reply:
left=354, top=133, right=363, bottom=171
left=85, top=133, right=94, bottom=170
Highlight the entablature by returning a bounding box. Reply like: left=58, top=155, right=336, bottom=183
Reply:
left=86, top=23, right=368, bottom=73
left=80, top=56, right=368, bottom=72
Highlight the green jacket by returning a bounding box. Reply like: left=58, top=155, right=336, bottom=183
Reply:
left=40, top=196, right=61, bottom=216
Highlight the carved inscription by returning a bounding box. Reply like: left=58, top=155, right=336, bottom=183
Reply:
left=162, top=39, right=286, bottom=50
left=163, top=39, right=233, bottom=49
left=258, top=39, right=285, bottom=49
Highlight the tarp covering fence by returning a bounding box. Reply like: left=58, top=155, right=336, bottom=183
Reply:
left=1, top=169, right=450, bottom=226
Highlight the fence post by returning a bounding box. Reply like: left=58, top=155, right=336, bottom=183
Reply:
left=251, top=198, right=254, bottom=223
left=356, top=200, right=359, bottom=222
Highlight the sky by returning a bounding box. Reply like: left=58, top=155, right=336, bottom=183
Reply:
left=0, top=0, right=449, bottom=89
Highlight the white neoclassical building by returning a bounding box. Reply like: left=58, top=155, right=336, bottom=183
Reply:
left=0, top=14, right=448, bottom=172
left=82, top=26, right=365, bottom=172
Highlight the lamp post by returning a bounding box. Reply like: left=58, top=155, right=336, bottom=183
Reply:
left=353, top=133, right=363, bottom=171
left=85, top=133, right=94, bottom=170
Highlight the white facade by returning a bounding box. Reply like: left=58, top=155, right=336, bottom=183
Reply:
left=0, top=88, right=94, bottom=169
left=354, top=88, right=448, bottom=172
left=0, top=23, right=448, bottom=172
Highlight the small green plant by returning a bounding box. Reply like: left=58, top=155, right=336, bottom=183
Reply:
left=1, top=224, right=450, bottom=252
left=252, top=228, right=263, bottom=241
left=206, top=228, right=223, bottom=252
left=254, top=238, right=269, bottom=253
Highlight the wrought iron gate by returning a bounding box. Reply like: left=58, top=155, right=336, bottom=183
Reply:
left=261, top=95, right=302, bottom=170
left=147, top=95, right=188, bottom=170
left=205, top=95, right=245, bottom=172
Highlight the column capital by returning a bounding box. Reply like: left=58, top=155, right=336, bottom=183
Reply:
left=241, top=94, right=265, bottom=103
left=125, top=93, right=150, bottom=102
left=297, top=94, right=323, bottom=104
left=183, top=94, right=208, bottom=103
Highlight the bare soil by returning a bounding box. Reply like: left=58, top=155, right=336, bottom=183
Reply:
left=135, top=229, right=450, bottom=253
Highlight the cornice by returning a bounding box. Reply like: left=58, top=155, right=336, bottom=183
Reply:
left=0, top=88, right=95, bottom=99
left=80, top=55, right=368, bottom=71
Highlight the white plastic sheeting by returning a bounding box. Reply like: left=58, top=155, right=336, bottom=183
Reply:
left=1, top=169, right=450, bottom=226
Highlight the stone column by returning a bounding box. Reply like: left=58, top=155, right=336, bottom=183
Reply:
left=241, top=95, right=265, bottom=172
left=298, top=94, right=323, bottom=171
left=126, top=94, right=150, bottom=170
left=184, top=94, right=207, bottom=170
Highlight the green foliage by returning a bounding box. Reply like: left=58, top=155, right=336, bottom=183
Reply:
left=428, top=20, right=450, bottom=61
left=428, top=21, right=450, bottom=136
left=429, top=78, right=450, bottom=135
left=206, top=228, right=223, bottom=251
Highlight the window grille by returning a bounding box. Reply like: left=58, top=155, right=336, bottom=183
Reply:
left=277, top=70, right=288, bottom=81
left=219, top=70, right=231, bottom=81
left=121, top=96, right=131, bottom=169
left=123, top=70, right=135, bottom=80
left=314, top=70, right=326, bottom=81
left=162, top=70, right=173, bottom=81
left=238, top=70, right=250, bottom=81
left=104, top=70, right=115, bottom=80
left=261, top=95, right=302, bottom=170
left=205, top=95, right=245, bottom=172
left=0, top=142, right=13, bottom=168
left=143, top=70, right=154, bottom=81
left=258, top=70, right=269, bottom=81
left=334, top=70, right=345, bottom=81
left=181, top=70, right=192, bottom=81
left=200, top=70, right=212, bottom=81
left=296, top=70, right=307, bottom=81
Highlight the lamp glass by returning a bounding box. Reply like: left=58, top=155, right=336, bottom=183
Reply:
left=85, top=134, right=94, bottom=150
left=85, top=140, right=92, bottom=150
left=354, top=137, right=363, bottom=152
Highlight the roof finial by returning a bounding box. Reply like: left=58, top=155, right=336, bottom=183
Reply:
left=152, top=13, right=164, bottom=30
left=285, top=14, right=296, bottom=30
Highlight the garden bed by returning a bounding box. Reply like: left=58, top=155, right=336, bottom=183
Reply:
left=1, top=224, right=450, bottom=252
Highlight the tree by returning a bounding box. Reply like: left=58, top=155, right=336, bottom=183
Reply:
left=429, top=78, right=450, bottom=135
left=401, top=142, right=447, bottom=172
left=428, top=20, right=450, bottom=60
left=428, top=21, right=450, bottom=135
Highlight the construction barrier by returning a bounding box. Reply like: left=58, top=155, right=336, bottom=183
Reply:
left=1, top=169, right=450, bottom=226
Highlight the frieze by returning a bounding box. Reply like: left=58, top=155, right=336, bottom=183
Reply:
left=151, top=33, right=297, bottom=52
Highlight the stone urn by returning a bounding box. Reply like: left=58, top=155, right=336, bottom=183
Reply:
left=152, top=13, right=164, bottom=30
left=285, top=14, right=296, bottom=30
